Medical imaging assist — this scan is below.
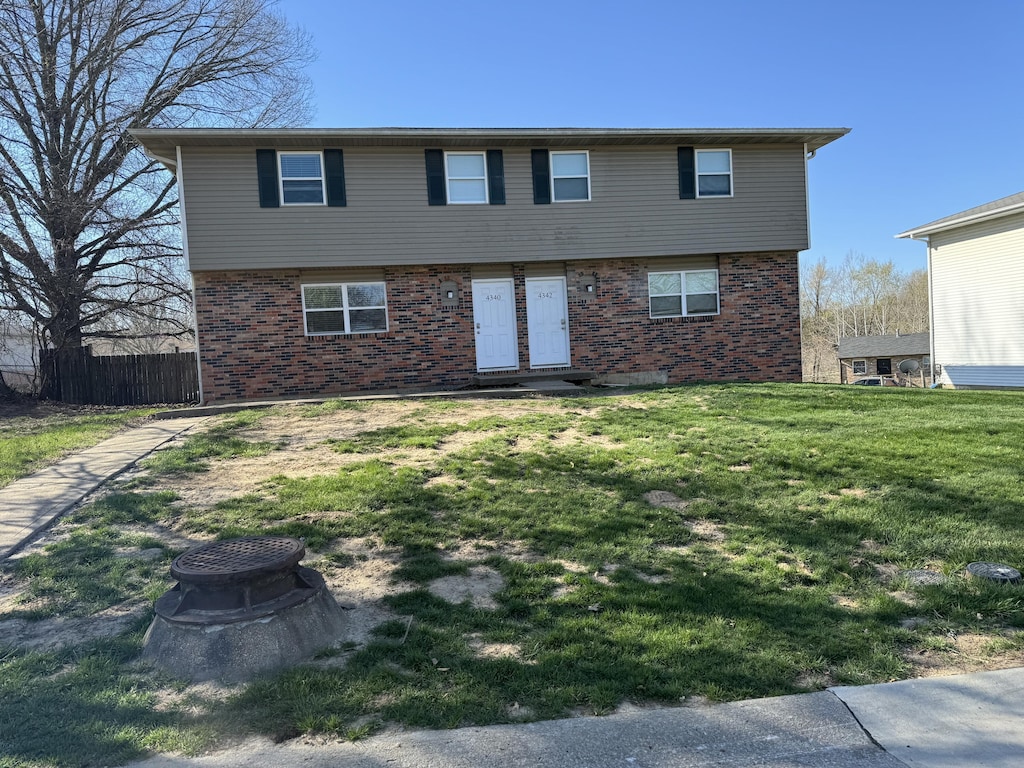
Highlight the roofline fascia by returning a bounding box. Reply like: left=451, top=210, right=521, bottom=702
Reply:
left=128, top=126, right=851, bottom=152
left=897, top=200, right=1024, bottom=240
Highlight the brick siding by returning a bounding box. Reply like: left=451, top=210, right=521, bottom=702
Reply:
left=193, top=251, right=801, bottom=402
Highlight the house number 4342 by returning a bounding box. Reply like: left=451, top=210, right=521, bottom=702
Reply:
left=536, top=291, right=553, bottom=299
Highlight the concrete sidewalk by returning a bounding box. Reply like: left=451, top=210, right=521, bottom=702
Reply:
left=127, top=668, right=1024, bottom=767
left=0, top=416, right=209, bottom=559
left=832, top=667, right=1024, bottom=767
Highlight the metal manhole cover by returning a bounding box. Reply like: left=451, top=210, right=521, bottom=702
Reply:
left=171, top=536, right=304, bottom=584
left=966, top=562, right=1021, bottom=584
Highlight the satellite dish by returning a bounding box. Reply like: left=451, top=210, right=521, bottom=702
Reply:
left=898, top=359, right=921, bottom=374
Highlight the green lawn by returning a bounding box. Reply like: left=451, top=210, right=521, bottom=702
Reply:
left=1, top=384, right=1023, bottom=766
left=0, top=405, right=152, bottom=488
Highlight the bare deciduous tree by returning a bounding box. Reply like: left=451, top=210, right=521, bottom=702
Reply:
left=800, top=253, right=929, bottom=382
left=0, top=0, right=314, bottom=358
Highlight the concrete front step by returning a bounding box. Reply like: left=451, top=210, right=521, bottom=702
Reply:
left=472, top=369, right=594, bottom=387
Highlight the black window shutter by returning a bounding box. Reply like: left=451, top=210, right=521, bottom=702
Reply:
left=256, top=149, right=279, bottom=208
left=424, top=149, right=446, bottom=205
left=486, top=150, right=505, bottom=205
left=678, top=147, right=696, bottom=200
left=324, top=149, right=346, bottom=207
left=531, top=149, right=551, bottom=204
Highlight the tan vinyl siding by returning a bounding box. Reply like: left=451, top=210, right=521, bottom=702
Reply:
left=929, top=211, right=1024, bottom=367
left=180, top=145, right=809, bottom=271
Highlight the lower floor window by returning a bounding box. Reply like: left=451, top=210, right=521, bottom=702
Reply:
left=302, top=282, right=388, bottom=335
left=852, top=359, right=867, bottom=375
left=648, top=269, right=720, bottom=318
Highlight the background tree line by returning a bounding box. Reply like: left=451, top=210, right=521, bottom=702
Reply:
left=801, top=253, right=929, bottom=382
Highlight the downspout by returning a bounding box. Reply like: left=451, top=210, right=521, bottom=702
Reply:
left=175, top=144, right=205, bottom=405
left=804, top=145, right=815, bottom=248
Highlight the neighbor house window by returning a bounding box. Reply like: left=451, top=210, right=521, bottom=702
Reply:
left=444, top=152, right=488, bottom=204
left=302, top=283, right=388, bottom=335
left=279, top=152, right=326, bottom=205
left=648, top=269, right=720, bottom=318
left=696, top=149, right=732, bottom=197
left=551, top=151, right=591, bottom=202
left=852, top=360, right=867, bottom=375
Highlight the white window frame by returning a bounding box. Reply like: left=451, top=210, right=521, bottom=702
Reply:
left=550, top=150, right=591, bottom=202
left=444, top=151, right=488, bottom=205
left=279, top=151, right=326, bottom=206
left=852, top=359, right=867, bottom=375
left=648, top=269, right=720, bottom=319
left=695, top=148, right=733, bottom=198
left=301, top=282, right=389, bottom=336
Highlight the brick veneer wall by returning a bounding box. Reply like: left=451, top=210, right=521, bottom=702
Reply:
left=192, top=251, right=801, bottom=402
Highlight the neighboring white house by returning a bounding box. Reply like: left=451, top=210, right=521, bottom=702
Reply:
left=897, top=191, right=1024, bottom=389
left=0, top=324, right=38, bottom=391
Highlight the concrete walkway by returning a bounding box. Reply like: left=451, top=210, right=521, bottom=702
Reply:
left=0, top=416, right=209, bottom=559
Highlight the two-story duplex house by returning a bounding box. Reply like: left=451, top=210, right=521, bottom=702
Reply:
left=130, top=127, right=848, bottom=403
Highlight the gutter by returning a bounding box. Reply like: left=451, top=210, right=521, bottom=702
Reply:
left=897, top=200, right=1024, bottom=240
left=143, top=149, right=178, bottom=172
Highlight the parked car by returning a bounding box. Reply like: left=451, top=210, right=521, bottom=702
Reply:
left=851, top=376, right=899, bottom=387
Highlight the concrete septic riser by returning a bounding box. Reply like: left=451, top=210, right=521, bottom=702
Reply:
left=142, top=536, right=347, bottom=683
left=142, top=578, right=347, bottom=683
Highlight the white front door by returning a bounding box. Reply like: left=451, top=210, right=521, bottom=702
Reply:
left=472, top=278, right=519, bottom=371
left=526, top=277, right=570, bottom=368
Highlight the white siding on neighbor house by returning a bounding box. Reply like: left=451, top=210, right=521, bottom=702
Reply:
left=179, top=144, right=810, bottom=272
left=941, top=365, right=1024, bottom=389
left=929, top=210, right=1024, bottom=379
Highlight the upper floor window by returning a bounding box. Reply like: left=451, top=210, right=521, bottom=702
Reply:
left=302, top=282, right=388, bottom=335
left=445, top=152, right=488, bottom=204
left=648, top=269, right=720, bottom=318
left=280, top=152, right=326, bottom=205
left=696, top=149, right=732, bottom=197
left=551, top=151, right=591, bottom=202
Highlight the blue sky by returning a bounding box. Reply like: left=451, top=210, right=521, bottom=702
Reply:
left=285, top=0, right=1023, bottom=274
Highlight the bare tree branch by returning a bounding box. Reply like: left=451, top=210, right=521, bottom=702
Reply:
left=0, top=0, right=314, bottom=353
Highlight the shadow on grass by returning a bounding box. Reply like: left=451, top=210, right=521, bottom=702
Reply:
left=0, top=630, right=217, bottom=767
left=232, top=560, right=901, bottom=737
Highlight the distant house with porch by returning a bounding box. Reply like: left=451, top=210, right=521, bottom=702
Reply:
left=837, top=332, right=931, bottom=385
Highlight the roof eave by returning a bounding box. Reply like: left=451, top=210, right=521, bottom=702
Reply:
left=897, top=201, right=1024, bottom=240
left=129, top=126, right=850, bottom=159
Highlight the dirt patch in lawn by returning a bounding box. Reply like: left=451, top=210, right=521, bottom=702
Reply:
left=902, top=631, right=1024, bottom=677
left=135, top=400, right=575, bottom=511
left=0, top=600, right=149, bottom=651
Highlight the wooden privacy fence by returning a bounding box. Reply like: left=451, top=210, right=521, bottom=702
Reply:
left=40, top=348, right=200, bottom=405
